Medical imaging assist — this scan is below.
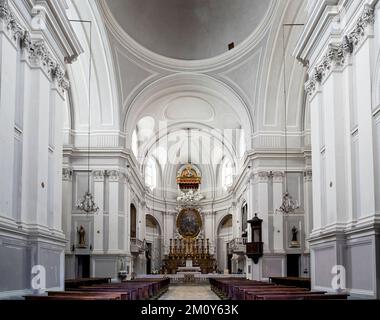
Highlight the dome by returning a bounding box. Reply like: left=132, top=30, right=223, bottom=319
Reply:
left=105, top=0, right=272, bottom=60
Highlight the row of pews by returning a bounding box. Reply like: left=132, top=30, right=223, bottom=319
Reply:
left=24, top=277, right=170, bottom=301
left=210, top=278, right=349, bottom=300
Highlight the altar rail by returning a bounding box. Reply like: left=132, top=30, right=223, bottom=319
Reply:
left=136, top=274, right=246, bottom=284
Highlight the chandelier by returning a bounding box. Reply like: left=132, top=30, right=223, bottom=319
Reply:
left=278, top=192, right=299, bottom=215
left=276, top=23, right=302, bottom=215
left=77, top=192, right=98, bottom=214
left=177, top=189, right=204, bottom=207
left=74, top=20, right=98, bottom=214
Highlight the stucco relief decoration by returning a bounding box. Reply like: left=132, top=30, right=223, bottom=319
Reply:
left=0, top=0, right=69, bottom=93
left=0, top=0, right=23, bottom=41
left=305, top=5, right=375, bottom=96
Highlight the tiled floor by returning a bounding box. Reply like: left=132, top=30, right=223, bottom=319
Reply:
left=160, top=284, right=221, bottom=300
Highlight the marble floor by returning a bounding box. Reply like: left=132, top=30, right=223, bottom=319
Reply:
left=160, top=285, right=221, bottom=300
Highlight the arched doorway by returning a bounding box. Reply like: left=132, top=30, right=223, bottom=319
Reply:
left=145, top=215, right=162, bottom=274
left=130, top=204, right=137, bottom=239
left=217, top=214, right=233, bottom=274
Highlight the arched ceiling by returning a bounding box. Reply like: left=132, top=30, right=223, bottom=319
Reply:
left=104, top=0, right=272, bottom=60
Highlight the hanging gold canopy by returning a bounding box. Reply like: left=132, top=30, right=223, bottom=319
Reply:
left=176, top=165, right=201, bottom=190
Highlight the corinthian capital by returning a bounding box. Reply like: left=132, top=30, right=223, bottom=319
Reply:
left=93, top=170, right=106, bottom=182
left=62, top=168, right=73, bottom=181
left=106, top=170, right=121, bottom=182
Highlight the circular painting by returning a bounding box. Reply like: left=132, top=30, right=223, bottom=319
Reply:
left=176, top=208, right=202, bottom=238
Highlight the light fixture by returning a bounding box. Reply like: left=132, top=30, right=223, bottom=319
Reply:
left=276, top=24, right=303, bottom=215
left=71, top=19, right=98, bottom=214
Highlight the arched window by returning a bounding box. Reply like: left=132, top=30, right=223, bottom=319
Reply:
left=222, top=159, right=233, bottom=188
left=131, top=130, right=138, bottom=158
left=145, top=157, right=157, bottom=189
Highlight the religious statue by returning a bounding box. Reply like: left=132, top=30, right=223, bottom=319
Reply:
left=290, top=226, right=300, bottom=248
left=77, top=225, right=87, bottom=248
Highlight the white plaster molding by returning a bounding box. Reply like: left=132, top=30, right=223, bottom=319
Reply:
left=98, top=0, right=277, bottom=73
left=304, top=5, right=375, bottom=97
left=0, top=0, right=71, bottom=94
left=62, top=167, right=73, bottom=181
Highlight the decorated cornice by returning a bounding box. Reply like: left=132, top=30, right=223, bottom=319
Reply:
left=0, top=0, right=69, bottom=94
left=305, top=5, right=375, bottom=97
left=0, top=0, right=23, bottom=42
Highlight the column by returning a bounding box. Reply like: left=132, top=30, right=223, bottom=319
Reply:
left=62, top=168, right=73, bottom=252
left=123, top=174, right=131, bottom=254
left=256, top=171, right=269, bottom=252
left=354, top=37, right=376, bottom=219
left=246, top=173, right=254, bottom=279
left=108, top=170, right=120, bottom=253
left=93, top=170, right=105, bottom=253
left=139, top=201, right=147, bottom=240
left=323, top=66, right=350, bottom=225
left=163, top=212, right=174, bottom=255
left=272, top=172, right=284, bottom=252
left=0, top=16, right=18, bottom=219
left=303, top=170, right=313, bottom=251
left=20, top=53, right=51, bottom=227
left=51, top=81, right=66, bottom=232
left=309, top=84, right=323, bottom=232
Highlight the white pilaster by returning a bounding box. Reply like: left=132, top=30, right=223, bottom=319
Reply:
left=256, top=172, right=269, bottom=252
left=140, top=201, right=147, bottom=240
left=51, top=83, right=65, bottom=232
left=303, top=170, right=312, bottom=251
left=124, top=175, right=131, bottom=254
left=272, top=172, right=284, bottom=252
left=322, top=68, right=350, bottom=226
left=0, top=21, right=18, bottom=219
left=107, top=170, right=120, bottom=252
left=20, top=56, right=51, bottom=227
left=93, top=170, right=105, bottom=253
left=62, top=168, right=73, bottom=251
left=309, top=86, right=323, bottom=233
left=354, top=39, right=376, bottom=220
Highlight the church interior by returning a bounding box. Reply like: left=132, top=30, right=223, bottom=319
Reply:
left=0, top=0, right=380, bottom=301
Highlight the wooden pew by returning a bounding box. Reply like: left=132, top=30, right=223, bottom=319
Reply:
left=48, top=291, right=128, bottom=300
left=269, top=277, right=311, bottom=290
left=245, top=290, right=326, bottom=300
left=24, top=293, right=120, bottom=300
left=237, top=287, right=309, bottom=300
left=69, top=286, right=136, bottom=300
left=255, top=293, right=349, bottom=300
left=64, top=277, right=111, bottom=290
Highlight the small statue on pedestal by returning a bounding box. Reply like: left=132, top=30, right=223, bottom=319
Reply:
left=77, top=225, right=87, bottom=248
left=290, top=226, right=300, bottom=248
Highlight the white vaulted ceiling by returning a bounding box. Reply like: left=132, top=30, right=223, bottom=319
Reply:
left=65, top=0, right=309, bottom=194
left=104, top=0, right=272, bottom=60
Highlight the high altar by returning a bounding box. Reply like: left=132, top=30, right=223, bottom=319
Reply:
left=163, top=165, right=216, bottom=274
